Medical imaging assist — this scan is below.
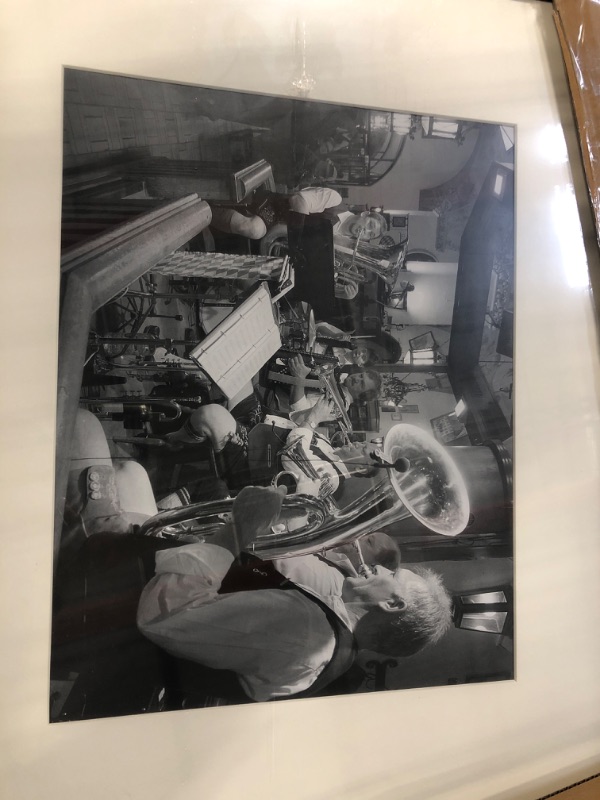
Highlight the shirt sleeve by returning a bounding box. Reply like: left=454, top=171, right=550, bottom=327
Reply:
left=153, top=541, right=234, bottom=579
left=137, top=543, right=234, bottom=626
left=289, top=394, right=313, bottom=415
left=315, top=321, right=348, bottom=340
left=138, top=581, right=336, bottom=701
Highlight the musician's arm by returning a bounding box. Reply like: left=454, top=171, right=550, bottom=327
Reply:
left=290, top=395, right=335, bottom=429
left=290, top=384, right=307, bottom=408
left=314, top=322, right=351, bottom=342
left=288, top=355, right=311, bottom=408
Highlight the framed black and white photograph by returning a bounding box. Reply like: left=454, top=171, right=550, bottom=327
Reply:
left=4, top=3, right=600, bottom=800
left=51, top=68, right=515, bottom=722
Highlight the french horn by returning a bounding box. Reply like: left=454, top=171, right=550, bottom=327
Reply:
left=136, top=424, right=471, bottom=559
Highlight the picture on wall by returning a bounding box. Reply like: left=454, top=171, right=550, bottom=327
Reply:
left=51, top=68, right=515, bottom=722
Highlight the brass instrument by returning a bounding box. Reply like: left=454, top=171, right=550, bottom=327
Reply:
left=316, top=363, right=354, bottom=445
left=274, top=348, right=338, bottom=369
left=334, top=245, right=407, bottom=288
left=79, top=397, right=182, bottom=422
left=272, top=434, right=341, bottom=500
left=136, top=424, right=471, bottom=559
left=353, top=540, right=375, bottom=577
left=333, top=259, right=372, bottom=286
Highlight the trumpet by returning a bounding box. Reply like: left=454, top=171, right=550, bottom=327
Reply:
left=353, top=539, right=375, bottom=577
left=275, top=348, right=338, bottom=368
left=317, top=363, right=353, bottom=445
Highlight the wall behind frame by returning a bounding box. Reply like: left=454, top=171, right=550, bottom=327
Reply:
left=2, top=1, right=600, bottom=799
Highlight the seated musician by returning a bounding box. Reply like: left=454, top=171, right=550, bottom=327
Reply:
left=286, top=355, right=381, bottom=426
left=61, top=414, right=452, bottom=706
left=209, top=186, right=344, bottom=241
left=333, top=210, right=407, bottom=265
left=161, top=389, right=382, bottom=522
left=137, top=484, right=453, bottom=702
left=63, top=410, right=387, bottom=563
left=311, top=321, right=380, bottom=367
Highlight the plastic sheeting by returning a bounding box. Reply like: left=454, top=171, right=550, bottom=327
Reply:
left=554, top=0, right=600, bottom=249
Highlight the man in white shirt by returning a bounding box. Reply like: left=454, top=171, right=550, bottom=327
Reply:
left=163, top=384, right=379, bottom=502
left=59, top=414, right=450, bottom=703
left=286, top=355, right=381, bottom=427
left=137, top=486, right=452, bottom=702
left=209, top=186, right=344, bottom=240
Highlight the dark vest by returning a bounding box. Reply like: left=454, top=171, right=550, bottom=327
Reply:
left=218, top=554, right=356, bottom=699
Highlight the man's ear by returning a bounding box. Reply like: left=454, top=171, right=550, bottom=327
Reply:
left=377, top=598, right=407, bottom=613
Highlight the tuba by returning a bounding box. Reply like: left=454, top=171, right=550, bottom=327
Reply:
left=136, top=424, right=471, bottom=559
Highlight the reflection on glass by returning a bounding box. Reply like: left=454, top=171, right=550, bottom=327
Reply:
left=461, top=591, right=507, bottom=604
left=551, top=184, right=589, bottom=288
left=538, top=123, right=568, bottom=165
left=421, top=117, right=461, bottom=139
left=461, top=612, right=507, bottom=634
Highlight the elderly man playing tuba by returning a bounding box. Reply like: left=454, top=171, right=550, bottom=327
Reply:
left=137, top=485, right=452, bottom=701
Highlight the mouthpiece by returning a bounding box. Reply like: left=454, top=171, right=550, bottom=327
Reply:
left=353, top=540, right=374, bottom=578
left=369, top=451, right=411, bottom=473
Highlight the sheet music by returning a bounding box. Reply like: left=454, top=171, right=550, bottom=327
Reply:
left=189, top=284, right=281, bottom=399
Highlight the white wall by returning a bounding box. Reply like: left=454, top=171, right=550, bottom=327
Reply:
left=379, top=389, right=456, bottom=439
left=388, top=263, right=458, bottom=325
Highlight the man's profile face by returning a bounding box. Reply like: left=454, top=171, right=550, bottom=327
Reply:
left=342, top=567, right=428, bottom=611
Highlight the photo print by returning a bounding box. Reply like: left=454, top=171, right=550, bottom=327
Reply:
left=51, top=68, right=514, bottom=721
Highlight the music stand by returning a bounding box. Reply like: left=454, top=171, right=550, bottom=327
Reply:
left=188, top=283, right=281, bottom=401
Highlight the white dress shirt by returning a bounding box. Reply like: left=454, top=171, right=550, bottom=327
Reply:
left=137, top=544, right=353, bottom=701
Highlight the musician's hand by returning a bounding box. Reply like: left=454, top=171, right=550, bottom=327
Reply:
left=288, top=355, right=311, bottom=380
left=333, top=441, right=369, bottom=463
left=295, top=473, right=334, bottom=499
left=307, top=395, right=336, bottom=425
left=231, top=486, right=287, bottom=552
